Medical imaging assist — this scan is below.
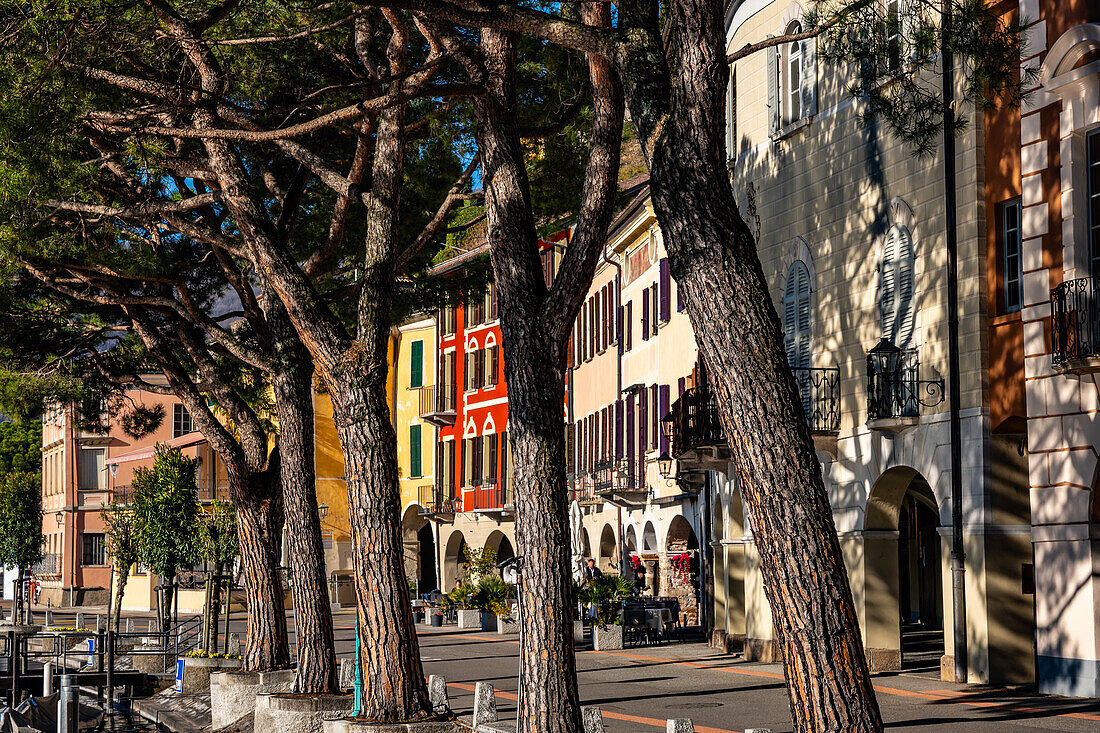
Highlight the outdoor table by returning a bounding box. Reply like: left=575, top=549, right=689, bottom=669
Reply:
left=645, top=607, right=672, bottom=638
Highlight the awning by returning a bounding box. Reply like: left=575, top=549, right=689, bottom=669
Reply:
left=105, top=431, right=206, bottom=467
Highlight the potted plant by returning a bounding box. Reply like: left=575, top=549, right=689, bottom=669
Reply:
left=472, top=575, right=511, bottom=632
left=429, top=607, right=445, bottom=627
left=448, top=581, right=480, bottom=629
left=578, top=574, right=634, bottom=651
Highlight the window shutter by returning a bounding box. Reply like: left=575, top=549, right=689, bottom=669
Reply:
left=796, top=265, right=811, bottom=369
left=615, top=399, right=624, bottom=459
left=659, top=385, right=670, bottom=454
left=410, top=341, right=424, bottom=388
left=801, top=34, right=817, bottom=118
left=465, top=351, right=473, bottom=391
left=490, top=284, right=498, bottom=320
left=642, top=288, right=650, bottom=341
left=463, top=438, right=471, bottom=486
left=410, top=424, right=422, bottom=478
left=659, top=258, right=671, bottom=322
left=490, top=346, right=499, bottom=386
left=473, top=437, right=483, bottom=485
left=617, top=305, right=624, bottom=355
left=650, top=385, right=659, bottom=449
left=501, top=432, right=509, bottom=488
left=639, top=392, right=648, bottom=454
left=626, top=398, right=635, bottom=462
left=880, top=227, right=899, bottom=342
left=487, top=433, right=497, bottom=483
left=766, top=38, right=780, bottom=135
left=651, top=284, right=660, bottom=334
left=896, top=227, right=915, bottom=346
left=567, top=423, right=576, bottom=474
left=678, top=376, right=685, bottom=396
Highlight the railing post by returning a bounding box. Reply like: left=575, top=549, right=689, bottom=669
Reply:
left=8, top=629, right=18, bottom=708
left=105, top=630, right=115, bottom=709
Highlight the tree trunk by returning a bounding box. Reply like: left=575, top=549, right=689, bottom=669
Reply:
left=112, top=570, right=128, bottom=634
left=233, top=469, right=292, bottom=671
left=14, top=569, right=23, bottom=626
left=617, top=0, right=885, bottom=729
left=206, top=562, right=223, bottom=653
left=331, top=380, right=431, bottom=721
left=268, top=294, right=339, bottom=694
left=160, top=572, right=174, bottom=634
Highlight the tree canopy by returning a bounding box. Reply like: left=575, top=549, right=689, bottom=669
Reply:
left=0, top=420, right=42, bottom=477
left=0, top=470, right=44, bottom=571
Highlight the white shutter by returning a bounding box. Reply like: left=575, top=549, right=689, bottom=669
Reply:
left=801, top=34, right=817, bottom=118
left=881, top=227, right=899, bottom=341
left=896, top=226, right=915, bottom=346
left=783, top=261, right=812, bottom=369
left=766, top=38, right=780, bottom=135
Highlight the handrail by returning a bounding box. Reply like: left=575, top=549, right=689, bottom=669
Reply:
left=1052, top=276, right=1100, bottom=366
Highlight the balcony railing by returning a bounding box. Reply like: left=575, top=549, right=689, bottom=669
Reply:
left=866, top=342, right=944, bottom=422
left=418, top=385, right=457, bottom=426
left=32, top=553, right=60, bottom=576
left=570, top=458, right=647, bottom=504
left=669, top=387, right=724, bottom=458
left=461, top=478, right=510, bottom=512
left=1052, top=277, right=1100, bottom=370
left=791, top=367, right=841, bottom=434
left=418, top=482, right=457, bottom=516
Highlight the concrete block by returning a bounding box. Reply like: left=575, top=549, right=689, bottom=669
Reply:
left=1022, top=141, right=1048, bottom=175
left=125, top=618, right=134, bottom=634
left=1022, top=172, right=1044, bottom=206
left=1021, top=112, right=1042, bottom=143
left=457, top=610, right=481, bottom=630
left=428, top=675, right=449, bottom=714
left=667, top=720, right=695, bottom=733
left=45, top=610, right=52, bottom=627
left=228, top=632, right=241, bottom=655
left=210, top=668, right=296, bottom=731
left=472, top=682, right=498, bottom=726
left=254, top=692, right=355, bottom=733
left=75, top=612, right=84, bottom=629
left=582, top=707, right=605, bottom=733
left=573, top=619, right=586, bottom=644
left=339, top=657, right=357, bottom=690
left=181, top=655, right=243, bottom=694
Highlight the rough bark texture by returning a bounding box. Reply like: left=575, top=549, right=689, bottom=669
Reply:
left=617, top=0, right=884, bottom=729
left=112, top=572, right=128, bottom=633
left=268, top=294, right=339, bottom=694
left=474, top=15, right=622, bottom=731
left=233, top=462, right=292, bottom=671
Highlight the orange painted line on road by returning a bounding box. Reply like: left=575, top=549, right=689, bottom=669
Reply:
left=433, top=632, right=1100, bottom=724
left=447, top=682, right=742, bottom=733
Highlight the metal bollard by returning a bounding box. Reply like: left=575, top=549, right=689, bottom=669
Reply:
left=42, top=661, right=54, bottom=695
left=58, top=674, right=76, bottom=733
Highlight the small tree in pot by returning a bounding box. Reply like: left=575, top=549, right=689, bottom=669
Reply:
left=472, top=575, right=512, bottom=632
left=102, top=502, right=138, bottom=633
left=578, top=575, right=633, bottom=651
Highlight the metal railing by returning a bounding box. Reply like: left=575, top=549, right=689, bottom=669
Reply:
left=866, top=347, right=944, bottom=421
left=669, top=388, right=724, bottom=458
left=461, top=478, right=509, bottom=511
left=32, top=554, right=60, bottom=576
left=791, top=367, right=841, bottom=434
left=418, top=482, right=457, bottom=515
left=1052, top=276, right=1100, bottom=367
left=571, top=457, right=646, bottom=501
left=418, top=385, right=456, bottom=416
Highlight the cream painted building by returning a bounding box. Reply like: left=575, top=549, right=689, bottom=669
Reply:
left=692, top=0, right=1038, bottom=684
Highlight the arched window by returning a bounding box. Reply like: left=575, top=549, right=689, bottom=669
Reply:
left=786, top=25, right=802, bottom=124
left=783, top=260, right=812, bottom=370
left=881, top=224, right=916, bottom=345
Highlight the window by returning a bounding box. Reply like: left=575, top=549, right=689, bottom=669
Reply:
left=173, top=404, right=193, bottom=438
left=410, top=424, right=423, bottom=478
left=442, top=305, right=456, bottom=337
left=650, top=283, right=660, bottom=335
left=485, top=433, right=498, bottom=483
left=485, top=346, right=499, bottom=387
left=625, top=301, right=633, bottom=351
left=783, top=261, right=812, bottom=369
left=881, top=224, right=916, bottom=345
left=658, top=258, right=671, bottom=323
left=1000, top=199, right=1023, bottom=313
left=81, top=533, right=106, bottom=566
left=885, top=0, right=902, bottom=72
left=650, top=385, right=659, bottom=450
left=787, top=29, right=802, bottom=124
left=1089, top=130, right=1100, bottom=280
left=488, top=284, right=498, bottom=321
left=726, top=64, right=737, bottom=159
left=77, top=448, right=105, bottom=491
left=410, top=340, right=424, bottom=389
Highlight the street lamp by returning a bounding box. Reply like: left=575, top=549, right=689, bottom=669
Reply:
left=657, top=451, right=674, bottom=479
left=317, top=503, right=329, bottom=521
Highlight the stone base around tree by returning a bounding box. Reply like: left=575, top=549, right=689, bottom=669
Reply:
left=181, top=655, right=243, bottom=693
left=211, top=668, right=295, bottom=730
left=323, top=719, right=459, bottom=733
left=254, top=692, right=355, bottom=733
left=495, top=616, right=519, bottom=635
left=456, top=610, right=481, bottom=630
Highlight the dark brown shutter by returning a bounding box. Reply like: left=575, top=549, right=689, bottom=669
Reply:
left=615, top=399, right=624, bottom=459
left=659, top=385, right=671, bottom=454
left=659, top=258, right=671, bottom=322
left=641, top=289, right=650, bottom=341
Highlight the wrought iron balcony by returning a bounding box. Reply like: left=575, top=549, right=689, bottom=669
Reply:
left=418, top=385, right=457, bottom=426
left=791, top=367, right=841, bottom=434
left=418, top=482, right=457, bottom=516
left=1052, top=277, right=1100, bottom=372
left=669, top=387, right=725, bottom=459
left=568, top=472, right=599, bottom=506
left=32, top=553, right=60, bottom=576
left=866, top=340, right=944, bottom=425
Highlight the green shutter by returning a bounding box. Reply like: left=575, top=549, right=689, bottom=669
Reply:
left=410, top=340, right=424, bottom=388
left=410, top=424, right=422, bottom=477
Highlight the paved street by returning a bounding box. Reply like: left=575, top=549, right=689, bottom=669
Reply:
left=10, top=603, right=1100, bottom=731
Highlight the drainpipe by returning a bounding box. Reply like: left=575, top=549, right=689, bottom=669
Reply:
left=941, top=3, right=967, bottom=684
left=602, top=246, right=627, bottom=576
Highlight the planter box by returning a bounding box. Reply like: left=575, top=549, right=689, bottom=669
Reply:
left=456, top=609, right=481, bottom=630
left=181, top=655, right=243, bottom=694
left=592, top=625, right=623, bottom=651
left=479, top=613, right=497, bottom=632
left=211, top=668, right=295, bottom=730
left=496, top=616, right=519, bottom=635
left=255, top=692, right=355, bottom=733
